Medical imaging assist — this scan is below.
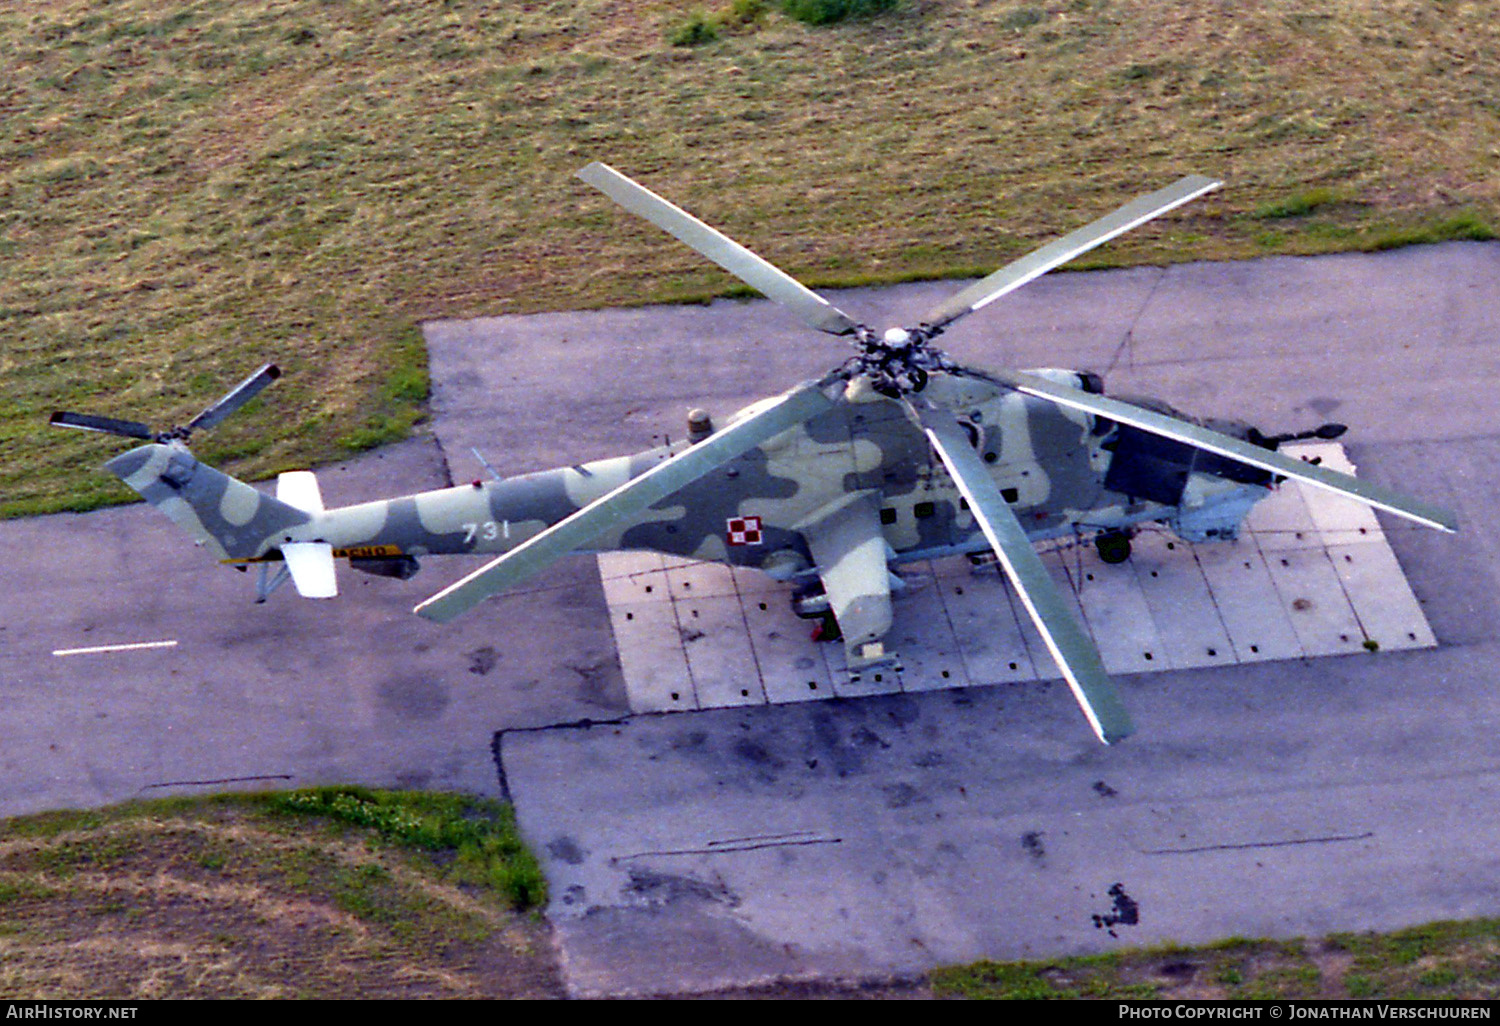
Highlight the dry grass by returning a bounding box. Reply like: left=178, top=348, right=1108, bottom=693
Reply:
left=3, top=0, right=1497, bottom=514
left=0, top=794, right=560, bottom=1000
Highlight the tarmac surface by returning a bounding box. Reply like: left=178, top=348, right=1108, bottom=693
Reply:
left=3, top=241, right=1497, bottom=996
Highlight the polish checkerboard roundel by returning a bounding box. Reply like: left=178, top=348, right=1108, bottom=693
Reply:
left=726, top=515, right=762, bottom=546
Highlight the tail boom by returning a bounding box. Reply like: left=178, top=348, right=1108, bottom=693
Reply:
left=106, top=443, right=311, bottom=562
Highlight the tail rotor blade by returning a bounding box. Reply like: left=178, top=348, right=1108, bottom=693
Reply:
left=186, top=362, right=281, bottom=435
left=49, top=411, right=156, bottom=440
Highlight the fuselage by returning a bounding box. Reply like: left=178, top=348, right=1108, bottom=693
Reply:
left=282, top=370, right=1271, bottom=578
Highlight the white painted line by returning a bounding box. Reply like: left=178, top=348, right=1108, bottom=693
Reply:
left=52, top=640, right=179, bottom=657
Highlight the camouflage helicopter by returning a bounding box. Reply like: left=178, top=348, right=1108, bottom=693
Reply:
left=53, top=164, right=1457, bottom=746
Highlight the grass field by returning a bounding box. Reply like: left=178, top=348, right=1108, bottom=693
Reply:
left=932, top=925, right=1500, bottom=999
left=3, top=0, right=1496, bottom=515
left=0, top=789, right=558, bottom=999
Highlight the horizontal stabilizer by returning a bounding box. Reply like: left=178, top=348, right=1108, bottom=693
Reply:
left=277, top=470, right=325, bottom=513
left=282, top=542, right=337, bottom=599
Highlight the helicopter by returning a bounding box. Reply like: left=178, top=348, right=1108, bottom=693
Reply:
left=53, top=164, right=1457, bottom=746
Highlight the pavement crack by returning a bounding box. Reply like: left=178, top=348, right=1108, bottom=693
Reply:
left=1141, top=830, right=1374, bottom=855
left=615, top=834, right=842, bottom=859
left=139, top=774, right=293, bottom=791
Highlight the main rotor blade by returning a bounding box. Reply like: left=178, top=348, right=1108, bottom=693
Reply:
left=49, top=411, right=155, bottom=440
left=414, top=380, right=837, bottom=623
left=577, top=162, right=862, bottom=337
left=985, top=369, right=1458, bottom=533
left=923, top=175, right=1220, bottom=332
left=913, top=402, right=1136, bottom=745
left=186, top=363, right=281, bottom=434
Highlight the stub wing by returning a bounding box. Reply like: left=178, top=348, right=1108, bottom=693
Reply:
left=798, top=491, right=894, bottom=672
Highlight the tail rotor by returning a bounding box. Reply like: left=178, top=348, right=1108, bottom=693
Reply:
left=50, top=363, right=281, bottom=444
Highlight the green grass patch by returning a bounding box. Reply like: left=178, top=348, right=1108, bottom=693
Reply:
left=781, top=0, right=899, bottom=25
left=1365, top=212, right=1497, bottom=250
left=1257, top=187, right=1339, bottom=219
left=936, top=925, right=1500, bottom=1000
left=932, top=952, right=1160, bottom=999
left=269, top=786, right=546, bottom=909
left=670, top=11, right=721, bottom=47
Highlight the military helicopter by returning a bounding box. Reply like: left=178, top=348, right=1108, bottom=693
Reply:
left=53, top=164, right=1457, bottom=746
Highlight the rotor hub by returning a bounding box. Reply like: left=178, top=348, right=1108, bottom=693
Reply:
left=841, top=323, right=954, bottom=397
left=882, top=327, right=914, bottom=349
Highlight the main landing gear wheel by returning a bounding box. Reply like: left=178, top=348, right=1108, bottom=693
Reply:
left=811, top=610, right=842, bottom=643
left=1095, top=530, right=1132, bottom=564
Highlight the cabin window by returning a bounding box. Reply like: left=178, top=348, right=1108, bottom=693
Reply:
left=914, top=501, right=935, bottom=519
left=879, top=507, right=897, bottom=525
left=1001, top=487, right=1019, bottom=504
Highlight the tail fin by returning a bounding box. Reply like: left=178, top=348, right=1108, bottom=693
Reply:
left=106, top=443, right=311, bottom=562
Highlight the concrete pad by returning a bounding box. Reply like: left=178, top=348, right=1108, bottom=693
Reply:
left=605, top=600, right=697, bottom=713
left=932, top=561, right=1040, bottom=683
left=1194, top=540, right=1305, bottom=663
left=1131, top=532, right=1238, bottom=670
left=878, top=568, right=971, bottom=692
left=1258, top=546, right=1369, bottom=657
left=678, top=593, right=766, bottom=708
left=1061, top=548, right=1167, bottom=674
left=600, top=444, right=1434, bottom=716
left=1328, top=542, right=1438, bottom=652
left=741, top=597, right=835, bottom=705
left=506, top=631, right=1500, bottom=995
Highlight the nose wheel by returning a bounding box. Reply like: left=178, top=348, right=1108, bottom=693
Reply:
left=1094, top=530, right=1133, bottom=564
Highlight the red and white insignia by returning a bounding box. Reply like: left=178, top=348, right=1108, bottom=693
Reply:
left=726, top=515, right=763, bottom=546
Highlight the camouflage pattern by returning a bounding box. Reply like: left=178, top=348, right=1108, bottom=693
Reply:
left=107, top=368, right=1267, bottom=671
